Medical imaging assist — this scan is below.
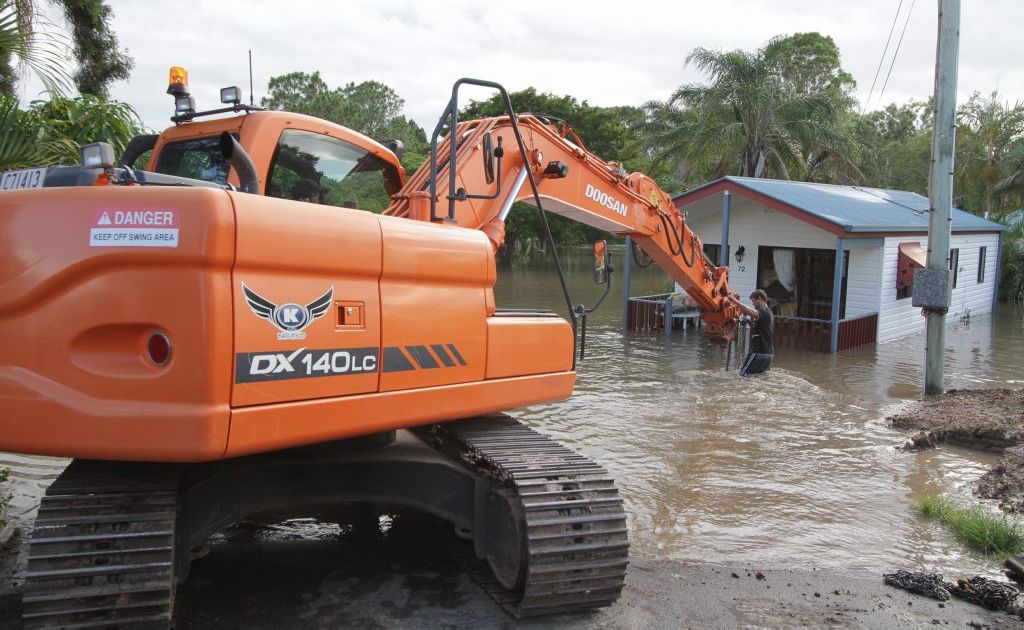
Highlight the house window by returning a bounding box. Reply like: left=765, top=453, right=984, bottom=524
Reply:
left=896, top=241, right=925, bottom=300
left=978, top=246, right=987, bottom=283
left=702, top=243, right=728, bottom=266
left=949, top=248, right=959, bottom=288
left=756, top=246, right=848, bottom=319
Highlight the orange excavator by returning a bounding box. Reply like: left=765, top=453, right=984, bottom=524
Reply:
left=0, top=72, right=737, bottom=626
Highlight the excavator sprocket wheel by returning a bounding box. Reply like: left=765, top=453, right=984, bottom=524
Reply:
left=421, top=414, right=630, bottom=617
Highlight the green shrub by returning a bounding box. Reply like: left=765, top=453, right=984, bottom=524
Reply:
left=919, top=494, right=1024, bottom=557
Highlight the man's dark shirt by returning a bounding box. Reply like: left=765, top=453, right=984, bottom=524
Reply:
left=751, top=306, right=774, bottom=355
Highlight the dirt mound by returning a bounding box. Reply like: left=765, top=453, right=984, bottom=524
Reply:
left=890, top=388, right=1024, bottom=516
left=977, top=447, right=1024, bottom=513
left=888, top=388, right=1024, bottom=450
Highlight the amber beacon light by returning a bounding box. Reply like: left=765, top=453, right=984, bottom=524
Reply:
left=167, top=66, right=189, bottom=96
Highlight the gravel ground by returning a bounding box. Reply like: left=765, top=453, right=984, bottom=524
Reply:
left=1, top=510, right=1022, bottom=628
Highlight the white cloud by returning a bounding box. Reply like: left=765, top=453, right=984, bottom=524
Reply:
left=21, top=0, right=1024, bottom=135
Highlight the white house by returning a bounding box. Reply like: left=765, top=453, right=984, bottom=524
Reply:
left=671, top=177, right=1006, bottom=352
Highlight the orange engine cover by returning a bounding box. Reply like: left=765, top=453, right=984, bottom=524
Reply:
left=0, top=187, right=575, bottom=462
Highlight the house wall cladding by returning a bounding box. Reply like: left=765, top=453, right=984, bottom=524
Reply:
left=688, top=203, right=881, bottom=318
left=877, top=233, right=999, bottom=342
left=845, top=246, right=882, bottom=318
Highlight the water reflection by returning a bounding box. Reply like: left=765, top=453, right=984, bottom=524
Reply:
left=498, top=246, right=1024, bottom=578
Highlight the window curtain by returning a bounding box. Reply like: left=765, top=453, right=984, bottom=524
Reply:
left=773, top=248, right=797, bottom=292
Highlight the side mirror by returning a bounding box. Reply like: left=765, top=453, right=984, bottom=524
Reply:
left=482, top=132, right=495, bottom=184
left=593, top=240, right=610, bottom=284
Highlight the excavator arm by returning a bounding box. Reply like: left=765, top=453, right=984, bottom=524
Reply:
left=385, top=109, right=739, bottom=335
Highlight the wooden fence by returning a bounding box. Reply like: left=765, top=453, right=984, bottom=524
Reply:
left=624, top=294, right=878, bottom=352
left=625, top=293, right=671, bottom=331
left=835, top=312, right=879, bottom=351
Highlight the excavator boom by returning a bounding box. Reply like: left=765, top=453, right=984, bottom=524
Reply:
left=385, top=110, right=739, bottom=334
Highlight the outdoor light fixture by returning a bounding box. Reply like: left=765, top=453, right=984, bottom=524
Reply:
left=80, top=142, right=115, bottom=169
left=220, top=86, right=242, bottom=105
left=735, top=245, right=746, bottom=263
left=175, top=95, right=196, bottom=115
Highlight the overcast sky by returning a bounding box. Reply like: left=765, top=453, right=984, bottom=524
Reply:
left=23, top=0, right=1024, bottom=133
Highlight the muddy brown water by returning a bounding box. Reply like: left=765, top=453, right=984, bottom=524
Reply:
left=498, top=247, right=1024, bottom=580
left=2, top=246, right=1023, bottom=585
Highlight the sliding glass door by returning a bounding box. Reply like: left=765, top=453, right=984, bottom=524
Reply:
left=756, top=246, right=848, bottom=319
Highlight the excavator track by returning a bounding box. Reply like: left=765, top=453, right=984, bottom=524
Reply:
left=21, top=460, right=182, bottom=629
left=421, top=414, right=629, bottom=617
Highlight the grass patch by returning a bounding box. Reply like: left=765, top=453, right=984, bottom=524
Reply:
left=919, top=494, right=1024, bottom=557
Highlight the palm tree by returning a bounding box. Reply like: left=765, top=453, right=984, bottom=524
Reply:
left=956, top=91, right=1024, bottom=218
left=1000, top=219, right=1024, bottom=301
left=995, top=142, right=1024, bottom=203
left=0, top=95, right=76, bottom=170
left=0, top=0, right=70, bottom=97
left=646, top=35, right=860, bottom=184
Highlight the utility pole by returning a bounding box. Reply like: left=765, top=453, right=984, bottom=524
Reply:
left=924, top=0, right=960, bottom=395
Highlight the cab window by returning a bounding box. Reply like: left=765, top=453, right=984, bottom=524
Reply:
left=266, top=129, right=399, bottom=211
left=154, top=136, right=233, bottom=184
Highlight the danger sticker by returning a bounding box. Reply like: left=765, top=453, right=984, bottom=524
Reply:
left=89, top=208, right=179, bottom=248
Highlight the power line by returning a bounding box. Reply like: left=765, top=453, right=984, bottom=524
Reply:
left=878, top=0, right=918, bottom=105
left=863, top=0, right=905, bottom=113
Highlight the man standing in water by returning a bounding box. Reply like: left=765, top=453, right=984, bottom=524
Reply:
left=728, top=289, right=774, bottom=376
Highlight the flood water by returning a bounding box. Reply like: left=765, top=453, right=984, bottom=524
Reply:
left=498, top=245, right=1024, bottom=579
left=2, top=245, right=1022, bottom=585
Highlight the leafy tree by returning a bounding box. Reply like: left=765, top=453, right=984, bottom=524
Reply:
left=769, top=33, right=855, bottom=102
left=53, top=0, right=133, bottom=96
left=459, top=87, right=647, bottom=254
left=261, top=71, right=427, bottom=173
left=460, top=87, right=642, bottom=166
left=852, top=99, right=932, bottom=192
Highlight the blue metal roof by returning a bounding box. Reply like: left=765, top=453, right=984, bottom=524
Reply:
left=675, top=176, right=1006, bottom=233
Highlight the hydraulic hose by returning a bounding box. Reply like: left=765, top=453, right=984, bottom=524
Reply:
left=657, top=210, right=698, bottom=268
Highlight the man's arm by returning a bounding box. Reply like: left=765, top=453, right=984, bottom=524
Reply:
left=727, top=293, right=759, bottom=319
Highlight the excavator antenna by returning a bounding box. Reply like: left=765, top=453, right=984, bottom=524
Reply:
left=248, top=49, right=254, bottom=107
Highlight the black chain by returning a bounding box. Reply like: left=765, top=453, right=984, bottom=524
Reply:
left=949, top=576, right=1020, bottom=611
left=883, top=570, right=951, bottom=601
left=884, top=570, right=1021, bottom=612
